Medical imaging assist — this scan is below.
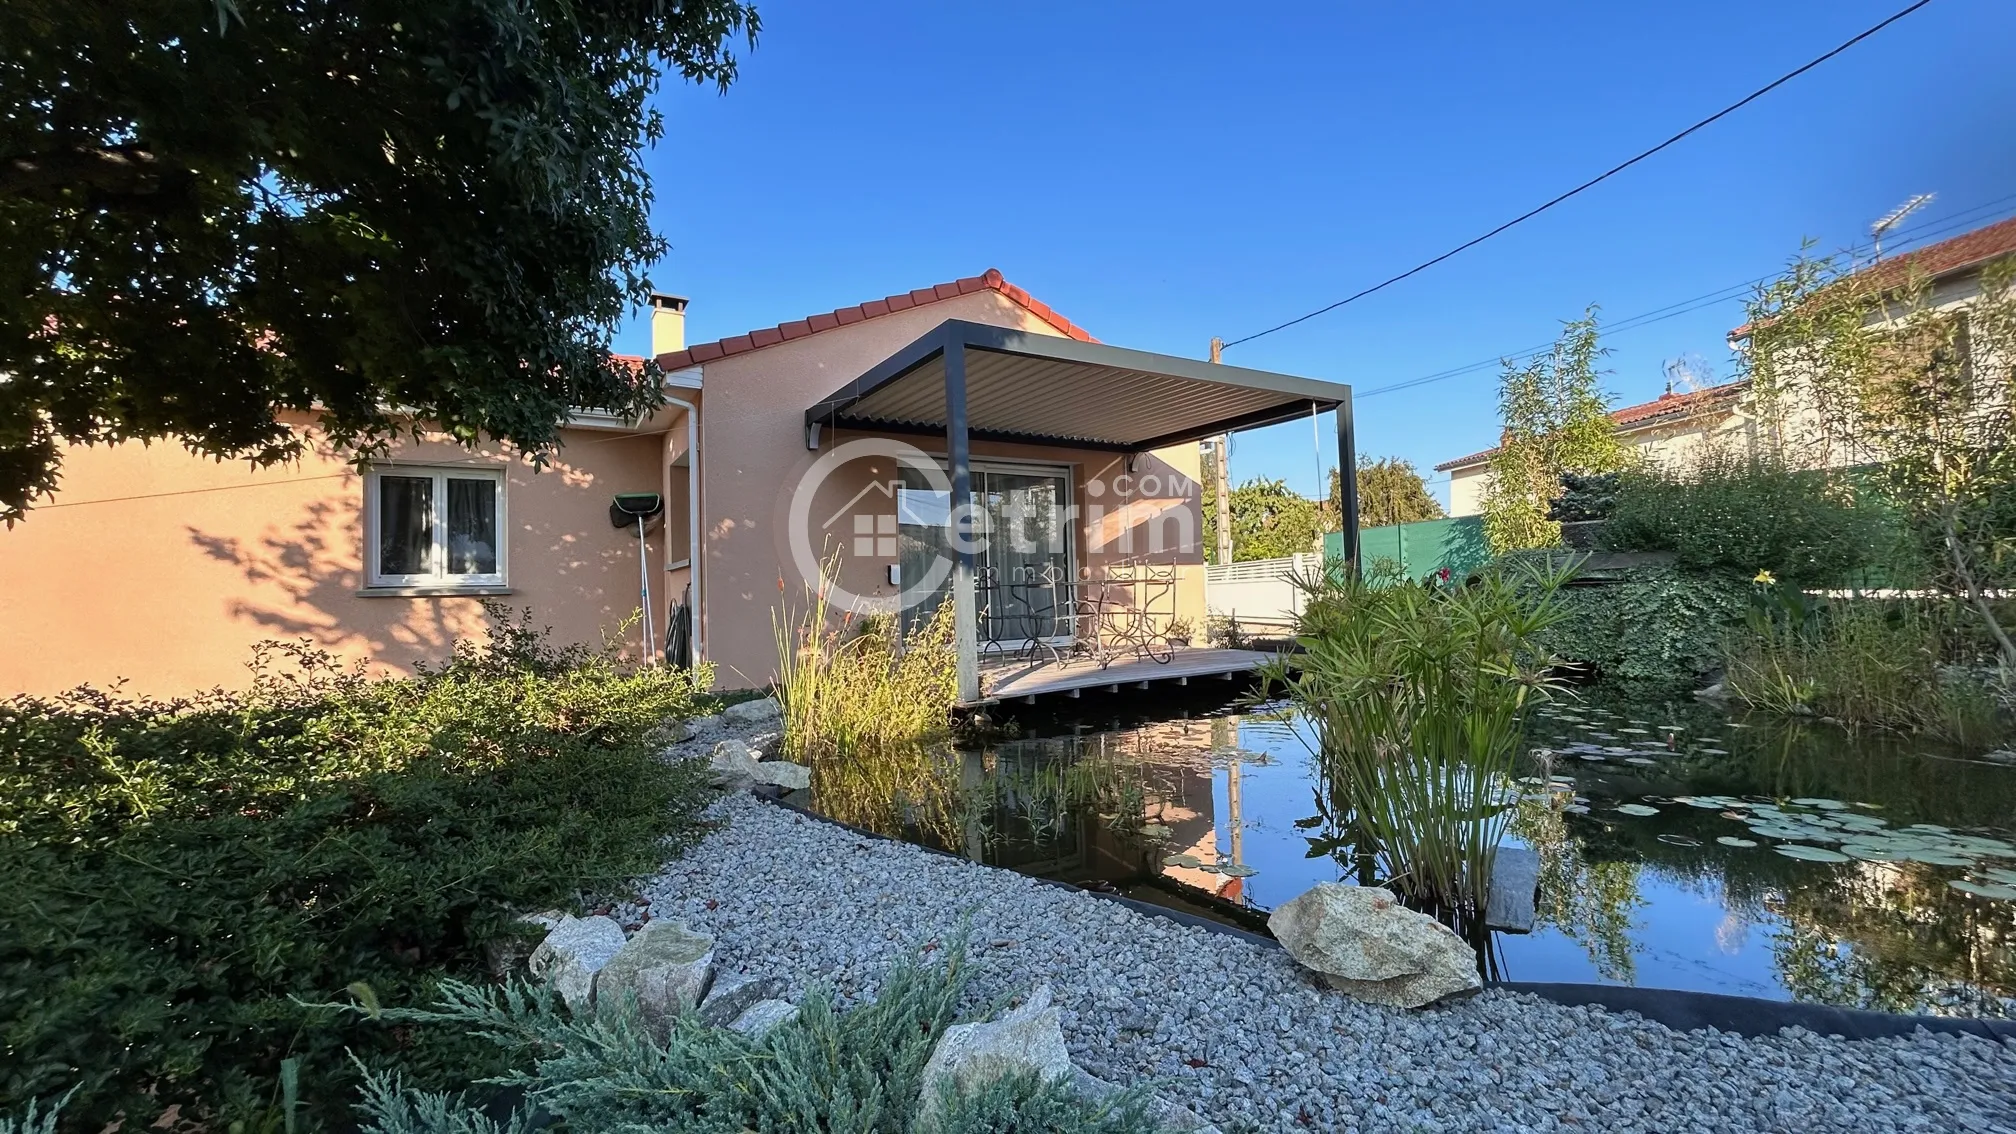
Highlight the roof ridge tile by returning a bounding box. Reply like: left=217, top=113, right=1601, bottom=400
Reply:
left=653, top=269, right=1097, bottom=369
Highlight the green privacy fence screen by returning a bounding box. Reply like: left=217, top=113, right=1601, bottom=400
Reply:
left=1325, top=515, right=1492, bottom=583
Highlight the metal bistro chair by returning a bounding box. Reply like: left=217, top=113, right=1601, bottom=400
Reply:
left=1075, top=560, right=1178, bottom=668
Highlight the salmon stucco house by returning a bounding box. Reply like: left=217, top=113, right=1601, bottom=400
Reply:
left=1, top=271, right=1357, bottom=703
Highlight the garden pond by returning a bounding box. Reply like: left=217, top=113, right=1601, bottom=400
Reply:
left=804, top=687, right=2016, bottom=1017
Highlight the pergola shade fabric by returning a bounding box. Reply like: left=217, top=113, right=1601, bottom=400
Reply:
left=806, top=320, right=1352, bottom=452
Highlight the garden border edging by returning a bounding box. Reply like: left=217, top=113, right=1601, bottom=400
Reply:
left=752, top=788, right=2016, bottom=1045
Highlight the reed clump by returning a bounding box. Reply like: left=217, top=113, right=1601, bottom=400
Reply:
left=1266, top=560, right=1571, bottom=914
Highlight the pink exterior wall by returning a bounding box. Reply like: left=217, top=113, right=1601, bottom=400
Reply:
left=692, top=290, right=1205, bottom=690
left=0, top=419, right=675, bottom=697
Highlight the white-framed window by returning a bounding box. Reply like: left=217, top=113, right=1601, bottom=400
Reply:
left=364, top=466, right=507, bottom=589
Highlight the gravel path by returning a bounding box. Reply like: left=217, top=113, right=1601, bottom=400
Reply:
left=625, top=793, right=2016, bottom=1134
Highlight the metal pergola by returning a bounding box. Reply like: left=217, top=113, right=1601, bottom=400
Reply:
left=806, top=319, right=1357, bottom=701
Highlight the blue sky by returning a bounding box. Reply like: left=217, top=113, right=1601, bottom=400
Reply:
left=619, top=0, right=2015, bottom=508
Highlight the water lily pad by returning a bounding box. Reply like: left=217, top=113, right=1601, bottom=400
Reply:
left=1195, top=863, right=1222, bottom=874
left=1902, top=850, right=1977, bottom=866
left=1163, top=853, right=1202, bottom=868
left=1790, top=798, right=1849, bottom=810
left=1747, top=823, right=1823, bottom=840
left=1842, top=844, right=1904, bottom=862
left=1624, top=757, right=1658, bottom=766
left=1657, top=834, right=1703, bottom=847
left=1618, top=727, right=1650, bottom=735
left=1717, top=836, right=1759, bottom=848
left=1218, top=864, right=1258, bottom=879
left=1905, top=823, right=1953, bottom=834
left=1948, top=879, right=2016, bottom=900
left=1562, top=804, right=1590, bottom=815
left=1614, top=803, right=1660, bottom=817
left=1773, top=844, right=1851, bottom=863
left=1981, top=867, right=2016, bottom=886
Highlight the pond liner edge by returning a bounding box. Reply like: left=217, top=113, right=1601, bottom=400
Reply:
left=748, top=787, right=2016, bottom=1045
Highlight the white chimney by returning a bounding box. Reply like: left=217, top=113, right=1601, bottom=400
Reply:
left=649, top=292, right=688, bottom=358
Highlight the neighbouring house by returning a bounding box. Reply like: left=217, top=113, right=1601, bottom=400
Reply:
left=1, top=270, right=1356, bottom=703
left=1435, top=381, right=1752, bottom=516
left=1435, top=215, right=2016, bottom=517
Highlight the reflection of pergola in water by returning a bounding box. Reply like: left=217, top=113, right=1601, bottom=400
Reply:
left=980, top=715, right=1262, bottom=902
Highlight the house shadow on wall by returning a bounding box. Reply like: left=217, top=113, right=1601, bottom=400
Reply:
left=185, top=452, right=661, bottom=676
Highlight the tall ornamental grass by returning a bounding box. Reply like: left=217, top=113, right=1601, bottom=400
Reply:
left=772, top=566, right=958, bottom=762
left=1265, top=561, right=1571, bottom=914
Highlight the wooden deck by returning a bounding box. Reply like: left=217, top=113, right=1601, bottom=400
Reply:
left=971, top=646, right=1275, bottom=705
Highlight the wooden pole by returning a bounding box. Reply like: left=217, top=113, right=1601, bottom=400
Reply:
left=1209, top=337, right=1233, bottom=567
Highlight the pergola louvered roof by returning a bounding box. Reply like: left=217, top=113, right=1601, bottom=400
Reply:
left=806, top=320, right=1351, bottom=452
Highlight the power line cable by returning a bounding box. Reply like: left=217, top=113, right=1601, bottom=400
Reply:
left=1220, top=0, right=1940, bottom=351
left=1355, top=194, right=2016, bottom=400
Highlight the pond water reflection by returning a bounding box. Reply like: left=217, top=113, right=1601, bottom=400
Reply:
left=803, top=688, right=2016, bottom=1017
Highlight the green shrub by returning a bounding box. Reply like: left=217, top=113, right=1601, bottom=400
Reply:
left=0, top=615, right=716, bottom=1131
left=344, top=944, right=1166, bottom=1134
left=1601, top=457, right=1902, bottom=588
left=1537, top=567, right=1750, bottom=685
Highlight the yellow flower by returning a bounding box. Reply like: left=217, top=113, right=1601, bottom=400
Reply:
left=1753, top=569, right=1777, bottom=585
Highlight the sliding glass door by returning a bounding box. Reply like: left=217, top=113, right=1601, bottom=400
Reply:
left=897, top=462, right=1074, bottom=646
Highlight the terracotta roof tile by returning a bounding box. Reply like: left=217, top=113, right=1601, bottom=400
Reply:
left=1434, top=381, right=1749, bottom=471
left=1730, top=215, right=2016, bottom=339
left=654, top=268, right=1098, bottom=370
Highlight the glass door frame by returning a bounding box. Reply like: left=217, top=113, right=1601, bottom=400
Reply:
left=898, top=454, right=1079, bottom=650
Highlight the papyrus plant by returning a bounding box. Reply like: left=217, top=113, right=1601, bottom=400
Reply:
left=1263, top=559, right=1573, bottom=914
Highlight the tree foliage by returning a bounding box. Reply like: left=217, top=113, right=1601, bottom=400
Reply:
left=1332, top=456, right=1443, bottom=529
left=1226, top=477, right=1324, bottom=561
left=1742, top=247, right=2016, bottom=666
left=0, top=0, right=759, bottom=522
left=1481, top=309, right=1631, bottom=553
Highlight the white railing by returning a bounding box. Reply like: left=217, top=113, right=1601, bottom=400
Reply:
left=1205, top=552, right=1321, bottom=628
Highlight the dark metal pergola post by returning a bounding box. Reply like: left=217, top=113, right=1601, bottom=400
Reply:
left=943, top=332, right=980, bottom=704
left=1336, top=392, right=1359, bottom=573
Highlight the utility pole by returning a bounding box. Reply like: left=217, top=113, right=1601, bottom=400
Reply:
left=1208, top=337, right=1233, bottom=567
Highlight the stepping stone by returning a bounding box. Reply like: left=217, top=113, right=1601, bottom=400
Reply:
left=1485, top=847, right=1540, bottom=933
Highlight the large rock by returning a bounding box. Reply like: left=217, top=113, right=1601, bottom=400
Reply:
left=729, top=998, right=799, bottom=1038
left=1485, top=847, right=1540, bottom=934
left=487, top=908, right=569, bottom=977
left=723, top=696, right=783, bottom=726
left=745, top=731, right=784, bottom=760
left=528, top=915, right=627, bottom=1011
left=917, top=985, right=1075, bottom=1129
left=592, top=919, right=715, bottom=1034
left=753, top=758, right=810, bottom=792
left=1268, top=884, right=1481, bottom=1009
left=708, top=739, right=763, bottom=787
left=698, top=971, right=788, bottom=1027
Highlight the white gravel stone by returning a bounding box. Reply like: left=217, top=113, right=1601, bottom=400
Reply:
left=637, top=794, right=2016, bottom=1134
